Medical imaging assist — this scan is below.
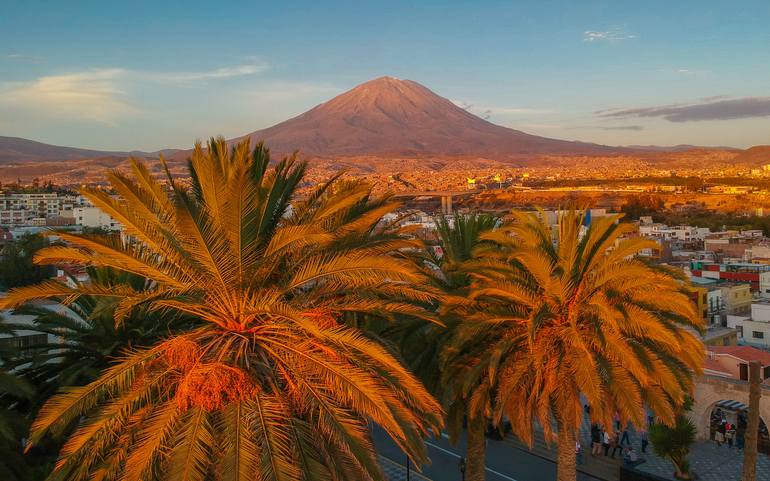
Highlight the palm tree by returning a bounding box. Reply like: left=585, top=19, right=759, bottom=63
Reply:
left=388, top=213, right=497, bottom=481
left=451, top=209, right=704, bottom=481
left=3, top=268, right=192, bottom=400
left=0, top=138, right=443, bottom=481
left=0, top=323, right=35, bottom=481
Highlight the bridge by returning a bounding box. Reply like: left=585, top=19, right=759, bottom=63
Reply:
left=392, top=190, right=474, bottom=215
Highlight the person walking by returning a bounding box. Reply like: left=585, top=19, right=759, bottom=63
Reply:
left=576, top=440, right=584, bottom=465
left=610, top=431, right=622, bottom=459
left=640, top=430, right=649, bottom=454
left=736, top=425, right=746, bottom=450
left=620, top=427, right=630, bottom=446
left=591, top=425, right=602, bottom=456
left=714, top=421, right=726, bottom=447
left=602, top=430, right=611, bottom=456
left=726, top=423, right=736, bottom=449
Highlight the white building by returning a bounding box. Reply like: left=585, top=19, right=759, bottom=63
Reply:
left=638, top=223, right=710, bottom=242
left=74, top=206, right=120, bottom=231
left=733, top=301, right=770, bottom=349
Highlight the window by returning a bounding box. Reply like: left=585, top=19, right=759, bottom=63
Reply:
left=753, top=331, right=764, bottom=339
left=738, top=326, right=744, bottom=337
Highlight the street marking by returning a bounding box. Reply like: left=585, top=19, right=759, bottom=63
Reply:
left=424, top=440, right=519, bottom=481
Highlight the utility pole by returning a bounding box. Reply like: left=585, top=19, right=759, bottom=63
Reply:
left=742, top=360, right=761, bottom=481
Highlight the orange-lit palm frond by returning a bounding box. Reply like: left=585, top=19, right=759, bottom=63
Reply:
left=10, top=137, right=442, bottom=481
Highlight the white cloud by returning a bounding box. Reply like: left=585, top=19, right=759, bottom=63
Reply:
left=148, top=63, right=269, bottom=84
left=451, top=100, right=553, bottom=120
left=246, top=81, right=340, bottom=102
left=0, top=63, right=270, bottom=124
left=0, top=68, right=134, bottom=123
left=4, top=53, right=44, bottom=62
left=583, top=29, right=637, bottom=42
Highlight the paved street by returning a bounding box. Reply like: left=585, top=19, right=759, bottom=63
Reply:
left=373, top=427, right=602, bottom=481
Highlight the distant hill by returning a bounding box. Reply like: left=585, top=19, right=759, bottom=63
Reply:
left=233, top=76, right=624, bottom=159
left=0, top=136, right=181, bottom=164
left=733, top=145, right=770, bottom=165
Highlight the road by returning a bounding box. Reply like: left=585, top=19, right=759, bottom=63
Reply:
left=373, top=427, right=603, bottom=481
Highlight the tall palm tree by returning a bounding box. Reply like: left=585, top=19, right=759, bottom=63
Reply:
left=0, top=138, right=443, bottom=481
left=388, top=213, right=497, bottom=481
left=450, top=209, right=704, bottom=481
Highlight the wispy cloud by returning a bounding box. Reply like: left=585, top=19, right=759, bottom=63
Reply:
left=4, top=52, right=44, bottom=62
left=596, top=125, right=644, bottom=131
left=0, top=63, right=270, bottom=123
left=246, top=81, right=340, bottom=102
left=598, top=97, right=770, bottom=122
left=583, top=29, right=637, bottom=42
left=0, top=68, right=134, bottom=123
left=451, top=100, right=552, bottom=120
left=148, top=63, right=269, bottom=84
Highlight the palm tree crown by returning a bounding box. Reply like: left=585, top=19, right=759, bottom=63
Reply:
left=450, top=209, right=704, bottom=481
left=0, top=138, right=443, bottom=481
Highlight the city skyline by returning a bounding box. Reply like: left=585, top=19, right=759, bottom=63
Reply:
left=1, top=0, right=769, bottom=151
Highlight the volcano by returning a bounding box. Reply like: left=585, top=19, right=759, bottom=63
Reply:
left=236, top=76, right=621, bottom=158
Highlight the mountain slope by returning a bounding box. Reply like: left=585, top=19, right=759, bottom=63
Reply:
left=237, top=76, right=621, bottom=158
left=0, top=136, right=180, bottom=164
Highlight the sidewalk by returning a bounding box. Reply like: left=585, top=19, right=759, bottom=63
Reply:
left=380, top=455, right=433, bottom=481
left=504, top=412, right=770, bottom=481
left=633, top=441, right=770, bottom=481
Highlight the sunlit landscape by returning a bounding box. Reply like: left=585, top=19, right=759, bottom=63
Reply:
left=2, top=2, right=770, bottom=481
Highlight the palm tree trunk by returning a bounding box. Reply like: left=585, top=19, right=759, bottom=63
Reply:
left=465, top=413, right=486, bottom=481
left=742, top=360, right=761, bottom=481
left=556, top=421, right=577, bottom=481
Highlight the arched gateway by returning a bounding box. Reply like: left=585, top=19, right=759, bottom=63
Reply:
left=691, top=375, right=770, bottom=440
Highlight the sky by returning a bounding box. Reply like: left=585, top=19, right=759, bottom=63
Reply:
left=1, top=0, right=769, bottom=151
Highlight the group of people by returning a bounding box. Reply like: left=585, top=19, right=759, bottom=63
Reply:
left=580, top=423, right=647, bottom=466
left=714, top=418, right=745, bottom=449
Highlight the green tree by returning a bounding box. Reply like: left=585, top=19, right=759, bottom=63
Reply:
left=1, top=138, right=443, bottom=481
left=620, top=195, right=664, bottom=220
left=0, top=234, right=55, bottom=289
left=649, top=399, right=696, bottom=480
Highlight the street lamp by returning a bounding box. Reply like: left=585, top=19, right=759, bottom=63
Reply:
left=459, top=457, right=466, bottom=481
left=405, top=455, right=410, bottom=481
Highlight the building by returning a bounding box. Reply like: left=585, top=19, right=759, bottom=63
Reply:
left=721, top=283, right=753, bottom=316
left=690, top=261, right=770, bottom=292
left=639, top=223, right=710, bottom=242
left=704, top=345, right=770, bottom=383
left=731, top=300, right=770, bottom=348
left=73, top=206, right=120, bottom=231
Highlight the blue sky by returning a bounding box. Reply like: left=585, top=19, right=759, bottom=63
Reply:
left=1, top=0, right=769, bottom=150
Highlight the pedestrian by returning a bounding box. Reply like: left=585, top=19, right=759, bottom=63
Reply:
left=640, top=430, right=649, bottom=454
left=576, top=440, right=584, bottom=465
left=715, top=422, right=726, bottom=447
left=591, top=425, right=602, bottom=455
left=610, top=431, right=622, bottom=459
left=620, top=427, right=630, bottom=446
left=602, top=430, right=611, bottom=456
left=726, top=423, right=736, bottom=449
left=737, top=426, right=746, bottom=450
